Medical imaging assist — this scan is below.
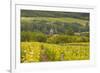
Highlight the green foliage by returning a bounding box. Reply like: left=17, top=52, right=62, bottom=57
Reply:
left=21, top=31, right=33, bottom=42
left=33, top=32, right=47, bottom=42
left=21, top=31, right=47, bottom=42
left=47, top=35, right=89, bottom=44
left=21, top=10, right=89, bottom=20
left=21, top=17, right=89, bottom=35
left=21, top=31, right=89, bottom=43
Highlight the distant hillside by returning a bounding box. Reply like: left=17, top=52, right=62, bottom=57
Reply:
left=21, top=10, right=89, bottom=35
left=21, top=17, right=88, bottom=26
left=21, top=10, right=89, bottom=20
left=21, top=17, right=89, bottom=34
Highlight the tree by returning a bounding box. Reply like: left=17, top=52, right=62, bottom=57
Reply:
left=21, top=31, right=33, bottom=42
left=33, top=32, right=47, bottom=42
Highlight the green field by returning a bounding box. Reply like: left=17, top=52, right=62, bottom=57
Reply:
left=21, top=17, right=88, bottom=26
left=21, top=42, right=89, bottom=63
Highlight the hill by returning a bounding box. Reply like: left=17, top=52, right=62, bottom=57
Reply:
left=21, top=10, right=89, bottom=20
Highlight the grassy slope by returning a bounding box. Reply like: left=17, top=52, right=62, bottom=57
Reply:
left=21, top=17, right=88, bottom=26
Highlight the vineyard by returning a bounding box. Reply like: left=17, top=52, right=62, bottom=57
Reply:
left=21, top=42, right=89, bottom=63
left=20, top=10, right=90, bottom=63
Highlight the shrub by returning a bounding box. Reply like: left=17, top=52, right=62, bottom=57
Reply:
left=21, top=31, right=47, bottom=42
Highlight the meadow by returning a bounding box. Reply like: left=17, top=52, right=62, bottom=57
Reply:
left=21, top=17, right=88, bottom=26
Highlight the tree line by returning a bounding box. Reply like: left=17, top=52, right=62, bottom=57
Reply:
left=21, top=31, right=89, bottom=44
left=21, top=20, right=89, bottom=35
left=21, top=10, right=89, bottom=20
